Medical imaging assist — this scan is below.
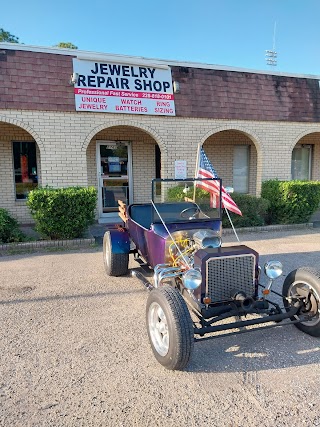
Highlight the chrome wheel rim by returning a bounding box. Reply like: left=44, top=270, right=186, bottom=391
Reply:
left=148, top=302, right=169, bottom=356
left=104, top=238, right=110, bottom=268
left=289, top=280, right=320, bottom=326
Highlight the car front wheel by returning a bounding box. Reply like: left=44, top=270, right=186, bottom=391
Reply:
left=283, top=267, right=320, bottom=337
left=146, top=286, right=194, bottom=370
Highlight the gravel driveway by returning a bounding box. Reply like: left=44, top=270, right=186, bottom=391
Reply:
left=1, top=228, right=320, bottom=427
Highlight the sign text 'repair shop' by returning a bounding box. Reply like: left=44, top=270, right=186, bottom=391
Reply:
left=73, top=59, right=175, bottom=116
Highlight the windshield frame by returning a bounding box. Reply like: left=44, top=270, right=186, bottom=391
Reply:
left=151, top=178, right=223, bottom=223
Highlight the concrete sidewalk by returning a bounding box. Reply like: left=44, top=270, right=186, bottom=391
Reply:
left=0, top=221, right=315, bottom=256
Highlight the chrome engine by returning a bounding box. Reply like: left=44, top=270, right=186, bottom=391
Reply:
left=154, top=228, right=258, bottom=307
left=154, top=228, right=221, bottom=288
left=193, top=230, right=222, bottom=250
left=164, top=228, right=221, bottom=268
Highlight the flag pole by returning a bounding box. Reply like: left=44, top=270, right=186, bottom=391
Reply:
left=193, top=143, right=201, bottom=201
left=224, top=207, right=240, bottom=242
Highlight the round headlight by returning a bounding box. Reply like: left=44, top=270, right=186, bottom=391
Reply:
left=203, top=236, right=221, bottom=248
left=264, top=261, right=283, bottom=279
left=182, top=269, right=202, bottom=290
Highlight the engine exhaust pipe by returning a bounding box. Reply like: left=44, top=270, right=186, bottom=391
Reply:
left=131, top=270, right=154, bottom=291
left=231, top=290, right=254, bottom=311
left=241, top=296, right=255, bottom=311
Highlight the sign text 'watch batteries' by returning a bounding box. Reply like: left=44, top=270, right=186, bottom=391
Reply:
left=73, top=59, right=175, bottom=116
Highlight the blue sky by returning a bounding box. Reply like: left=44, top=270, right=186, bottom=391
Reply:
left=2, top=0, right=320, bottom=75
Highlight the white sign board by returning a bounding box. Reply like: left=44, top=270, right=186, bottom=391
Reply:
left=73, top=59, right=175, bottom=116
left=174, top=160, right=187, bottom=179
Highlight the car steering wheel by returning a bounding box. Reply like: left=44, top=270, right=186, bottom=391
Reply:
left=180, top=206, right=200, bottom=219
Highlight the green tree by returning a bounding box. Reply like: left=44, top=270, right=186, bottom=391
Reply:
left=0, top=28, right=19, bottom=43
left=54, top=42, right=78, bottom=49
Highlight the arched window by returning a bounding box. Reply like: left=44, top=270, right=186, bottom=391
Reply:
left=12, top=141, right=38, bottom=199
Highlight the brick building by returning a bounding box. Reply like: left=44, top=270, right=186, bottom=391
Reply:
left=1, top=43, right=320, bottom=224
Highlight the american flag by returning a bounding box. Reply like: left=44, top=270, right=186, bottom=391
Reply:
left=197, top=147, right=242, bottom=216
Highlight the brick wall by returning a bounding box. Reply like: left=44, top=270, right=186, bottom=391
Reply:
left=1, top=109, right=320, bottom=223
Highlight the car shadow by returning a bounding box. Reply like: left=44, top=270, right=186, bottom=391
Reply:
left=186, top=249, right=320, bottom=373
left=188, top=323, right=320, bottom=373
left=131, top=250, right=320, bottom=374
left=0, top=287, right=145, bottom=306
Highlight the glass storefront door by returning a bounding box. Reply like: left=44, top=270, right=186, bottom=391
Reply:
left=97, top=141, right=132, bottom=220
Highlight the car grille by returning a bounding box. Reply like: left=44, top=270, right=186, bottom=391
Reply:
left=206, top=254, right=256, bottom=302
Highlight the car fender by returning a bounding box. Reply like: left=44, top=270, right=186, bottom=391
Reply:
left=105, top=228, right=130, bottom=254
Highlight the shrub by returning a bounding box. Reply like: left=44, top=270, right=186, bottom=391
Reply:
left=222, top=193, right=270, bottom=228
left=261, top=180, right=320, bottom=224
left=167, top=185, right=210, bottom=202
left=165, top=185, right=269, bottom=228
left=0, top=208, right=24, bottom=243
left=27, top=186, right=97, bottom=239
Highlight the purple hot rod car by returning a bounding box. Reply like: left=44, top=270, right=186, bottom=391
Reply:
left=103, top=178, right=320, bottom=370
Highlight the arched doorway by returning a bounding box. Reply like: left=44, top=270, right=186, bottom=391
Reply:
left=0, top=120, right=42, bottom=223
left=86, top=125, right=162, bottom=222
left=202, top=129, right=259, bottom=195
left=291, top=132, right=320, bottom=181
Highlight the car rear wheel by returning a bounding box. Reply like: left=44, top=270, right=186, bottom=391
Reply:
left=146, top=286, right=194, bottom=370
left=103, top=231, right=129, bottom=277
left=283, top=267, right=320, bottom=337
